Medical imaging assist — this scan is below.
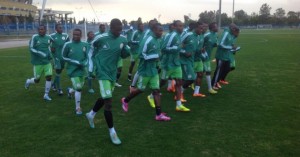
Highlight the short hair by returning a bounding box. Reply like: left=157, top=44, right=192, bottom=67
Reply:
left=110, top=18, right=122, bottom=28
left=38, top=25, right=46, bottom=30
left=55, top=23, right=62, bottom=29
left=173, top=20, right=182, bottom=27
left=138, top=22, right=143, bottom=26
left=87, top=31, right=93, bottom=36
left=188, top=21, right=197, bottom=30
left=99, top=24, right=105, bottom=28
left=229, top=23, right=240, bottom=32
left=73, top=28, right=82, bottom=34
left=153, top=23, right=162, bottom=30
left=209, top=22, right=217, bottom=30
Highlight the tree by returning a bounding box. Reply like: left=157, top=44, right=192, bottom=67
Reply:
left=234, top=10, right=249, bottom=25
left=287, top=11, right=299, bottom=26
left=122, top=19, right=128, bottom=27
left=274, top=8, right=285, bottom=18
left=198, top=10, right=216, bottom=24
left=259, top=3, right=272, bottom=24
left=137, top=17, right=142, bottom=23
left=27, top=12, right=34, bottom=23
left=73, top=17, right=76, bottom=24
left=273, top=8, right=286, bottom=25
left=183, top=15, right=191, bottom=25
left=249, top=12, right=259, bottom=25
left=216, top=13, right=231, bottom=26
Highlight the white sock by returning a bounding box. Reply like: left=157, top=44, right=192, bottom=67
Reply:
left=149, top=94, right=153, bottom=99
left=28, top=78, right=35, bottom=84
left=176, top=100, right=181, bottom=107
left=206, top=75, right=212, bottom=90
left=167, top=80, right=172, bottom=89
left=45, top=81, right=51, bottom=94
left=69, top=88, right=75, bottom=94
left=131, top=72, right=139, bottom=86
left=109, top=127, right=116, bottom=134
left=75, top=91, right=81, bottom=110
left=181, top=86, right=185, bottom=93
left=89, top=110, right=96, bottom=117
left=194, top=86, right=200, bottom=94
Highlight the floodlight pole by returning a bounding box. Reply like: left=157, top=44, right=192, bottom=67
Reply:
left=232, top=0, right=235, bottom=23
left=218, top=0, right=222, bottom=30
left=39, top=0, right=47, bottom=24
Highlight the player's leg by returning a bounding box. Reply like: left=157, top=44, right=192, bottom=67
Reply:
left=87, top=57, right=95, bottom=93
left=69, top=77, right=84, bottom=115
left=193, top=61, right=206, bottom=97
left=115, top=59, right=123, bottom=87
left=221, top=58, right=235, bottom=85
left=181, top=64, right=195, bottom=99
left=130, top=71, right=139, bottom=92
left=128, top=54, right=137, bottom=81
left=212, top=59, right=223, bottom=89
left=171, top=66, right=190, bottom=112
left=150, top=75, right=171, bottom=121
left=25, top=65, right=43, bottom=89
left=42, top=63, right=53, bottom=101
left=121, top=75, right=146, bottom=111
left=203, top=60, right=217, bottom=94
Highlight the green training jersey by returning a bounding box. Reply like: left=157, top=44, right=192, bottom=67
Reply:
left=161, top=31, right=182, bottom=70
left=29, top=34, right=53, bottom=65
left=50, top=32, right=69, bottom=59
left=94, top=31, right=106, bottom=37
left=215, top=28, right=235, bottom=61
left=180, top=31, right=196, bottom=65
left=130, top=30, right=144, bottom=55
left=126, top=29, right=134, bottom=44
left=194, top=33, right=205, bottom=61
left=62, top=41, right=89, bottom=77
left=92, top=31, right=130, bottom=81
left=203, top=31, right=218, bottom=59
left=137, top=34, right=161, bottom=77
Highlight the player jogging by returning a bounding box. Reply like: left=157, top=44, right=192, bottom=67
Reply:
left=202, top=22, right=218, bottom=94
left=50, top=24, right=70, bottom=95
left=86, top=31, right=96, bottom=94
left=85, top=19, right=130, bottom=145
left=160, top=20, right=190, bottom=112
left=127, top=23, right=144, bottom=81
left=25, top=25, right=53, bottom=101
left=121, top=23, right=171, bottom=121
left=63, top=29, right=88, bottom=115
left=212, top=24, right=240, bottom=89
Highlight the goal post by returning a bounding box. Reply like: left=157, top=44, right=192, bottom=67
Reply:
left=256, top=24, right=273, bottom=30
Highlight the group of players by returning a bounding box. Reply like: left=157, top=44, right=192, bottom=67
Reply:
left=24, top=18, right=240, bottom=145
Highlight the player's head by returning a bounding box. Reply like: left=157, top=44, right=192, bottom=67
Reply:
left=194, top=22, right=204, bottom=35
left=149, top=19, right=158, bottom=31
left=73, top=28, right=82, bottom=42
left=153, top=23, right=163, bottom=38
left=202, top=23, right=208, bottom=32
left=229, top=23, right=240, bottom=37
left=87, top=31, right=94, bottom=40
left=99, top=24, right=106, bottom=33
left=137, top=22, right=144, bottom=32
left=188, top=21, right=197, bottom=31
left=129, top=26, right=133, bottom=30
left=173, top=20, right=184, bottom=34
left=38, top=25, right=46, bottom=36
left=168, top=23, right=174, bottom=32
left=110, top=18, right=123, bottom=37
left=209, top=22, right=218, bottom=32
left=55, top=24, right=63, bottom=34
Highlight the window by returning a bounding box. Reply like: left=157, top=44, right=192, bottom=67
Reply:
left=1, top=7, right=7, bottom=10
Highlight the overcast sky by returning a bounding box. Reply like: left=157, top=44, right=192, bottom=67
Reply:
left=33, top=0, right=300, bottom=23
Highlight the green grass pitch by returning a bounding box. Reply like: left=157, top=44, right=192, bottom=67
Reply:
left=0, top=29, right=299, bottom=157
